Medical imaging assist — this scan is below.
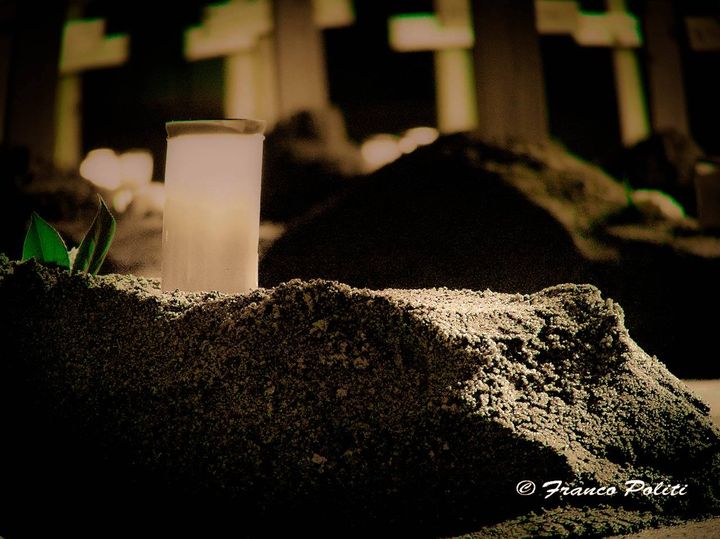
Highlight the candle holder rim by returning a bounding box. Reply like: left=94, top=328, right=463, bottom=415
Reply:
left=166, top=119, right=266, bottom=138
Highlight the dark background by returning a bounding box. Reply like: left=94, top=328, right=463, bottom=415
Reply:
left=66, top=0, right=719, bottom=172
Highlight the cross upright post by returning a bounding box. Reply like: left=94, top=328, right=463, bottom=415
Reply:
left=471, top=0, right=549, bottom=143
left=604, top=0, right=649, bottom=146
left=273, top=0, right=329, bottom=117
left=643, top=0, right=689, bottom=135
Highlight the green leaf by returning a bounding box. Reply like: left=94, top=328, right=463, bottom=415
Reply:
left=22, top=212, right=70, bottom=268
left=71, top=195, right=116, bottom=275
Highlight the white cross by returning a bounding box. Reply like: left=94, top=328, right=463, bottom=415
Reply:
left=185, top=0, right=275, bottom=124
left=389, top=0, right=476, bottom=134
left=54, top=18, right=129, bottom=170
left=185, top=0, right=354, bottom=125
left=185, top=0, right=272, bottom=61
left=390, top=0, right=649, bottom=144
left=537, top=0, right=641, bottom=47
left=59, top=18, right=129, bottom=75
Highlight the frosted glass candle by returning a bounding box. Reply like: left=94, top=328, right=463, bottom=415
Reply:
left=162, top=119, right=265, bottom=293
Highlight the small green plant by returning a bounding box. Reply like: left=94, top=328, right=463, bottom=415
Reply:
left=22, top=195, right=116, bottom=275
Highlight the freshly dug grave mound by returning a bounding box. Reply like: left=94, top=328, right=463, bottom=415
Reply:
left=0, top=257, right=718, bottom=538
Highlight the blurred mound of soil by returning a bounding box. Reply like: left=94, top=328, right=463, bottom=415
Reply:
left=261, top=107, right=362, bottom=222
left=622, top=129, right=704, bottom=215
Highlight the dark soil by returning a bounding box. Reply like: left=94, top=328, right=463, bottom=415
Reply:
left=1, top=257, right=718, bottom=537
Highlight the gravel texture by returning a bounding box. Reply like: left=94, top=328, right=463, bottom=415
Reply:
left=1, top=256, right=718, bottom=537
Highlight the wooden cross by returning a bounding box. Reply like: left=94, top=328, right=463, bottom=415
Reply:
left=55, top=17, right=129, bottom=169
left=592, top=0, right=649, bottom=147
left=185, top=0, right=354, bottom=126
left=185, top=0, right=274, bottom=125
left=389, top=0, right=477, bottom=134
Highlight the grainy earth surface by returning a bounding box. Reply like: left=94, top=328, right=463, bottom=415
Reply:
left=1, top=257, right=718, bottom=538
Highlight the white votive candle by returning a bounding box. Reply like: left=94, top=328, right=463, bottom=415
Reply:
left=162, top=119, right=265, bottom=293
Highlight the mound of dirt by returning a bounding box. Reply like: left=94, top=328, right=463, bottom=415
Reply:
left=1, top=257, right=718, bottom=537
left=260, top=135, right=626, bottom=293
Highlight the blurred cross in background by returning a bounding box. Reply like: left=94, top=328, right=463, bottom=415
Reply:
left=55, top=5, right=129, bottom=170
left=388, top=0, right=660, bottom=146
left=389, top=0, right=477, bottom=135
left=184, top=0, right=276, bottom=126
left=1, top=0, right=719, bottom=175
left=185, top=0, right=354, bottom=131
